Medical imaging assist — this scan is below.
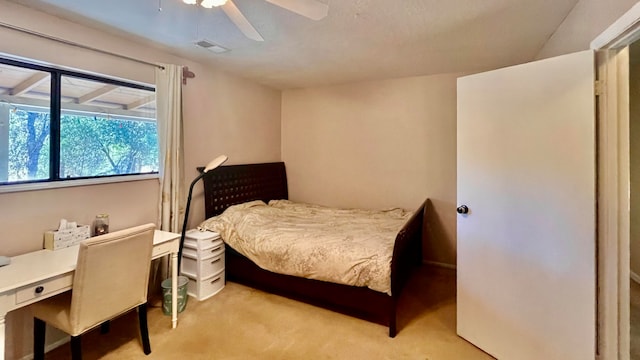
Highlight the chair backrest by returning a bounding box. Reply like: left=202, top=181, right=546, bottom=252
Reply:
left=69, top=223, right=155, bottom=334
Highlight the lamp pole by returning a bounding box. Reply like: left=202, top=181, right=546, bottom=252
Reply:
left=177, top=155, right=228, bottom=272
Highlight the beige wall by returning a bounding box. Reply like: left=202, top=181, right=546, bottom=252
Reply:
left=282, top=74, right=460, bottom=266
left=535, top=0, right=638, bottom=59
left=183, top=70, right=281, bottom=229
left=0, top=2, right=280, bottom=359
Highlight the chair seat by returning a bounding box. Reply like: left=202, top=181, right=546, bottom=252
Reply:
left=31, top=292, right=76, bottom=335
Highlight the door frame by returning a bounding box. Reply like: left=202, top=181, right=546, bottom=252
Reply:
left=592, top=3, right=640, bottom=360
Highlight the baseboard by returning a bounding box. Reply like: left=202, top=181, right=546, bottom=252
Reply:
left=631, top=271, right=640, bottom=284
left=423, top=260, right=456, bottom=270
left=19, top=336, right=70, bottom=360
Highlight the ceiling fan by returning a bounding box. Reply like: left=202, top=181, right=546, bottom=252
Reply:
left=182, top=0, right=329, bottom=41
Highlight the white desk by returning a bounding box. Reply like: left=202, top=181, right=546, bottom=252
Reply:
left=0, top=230, right=180, bottom=360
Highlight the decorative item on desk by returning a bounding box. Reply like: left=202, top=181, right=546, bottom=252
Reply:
left=94, top=214, right=109, bottom=236
left=44, top=219, right=91, bottom=250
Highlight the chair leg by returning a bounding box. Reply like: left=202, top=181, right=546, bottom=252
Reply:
left=138, top=303, right=151, bottom=355
left=100, top=320, right=111, bottom=334
left=33, top=318, right=46, bottom=360
left=70, top=335, right=82, bottom=360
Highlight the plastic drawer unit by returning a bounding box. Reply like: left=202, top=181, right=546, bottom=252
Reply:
left=181, top=229, right=225, bottom=301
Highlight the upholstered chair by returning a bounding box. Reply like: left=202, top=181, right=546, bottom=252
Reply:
left=31, top=223, right=156, bottom=360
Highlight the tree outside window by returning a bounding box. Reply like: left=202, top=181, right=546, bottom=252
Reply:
left=0, top=58, right=158, bottom=186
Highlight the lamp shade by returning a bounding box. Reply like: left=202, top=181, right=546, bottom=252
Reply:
left=204, top=155, right=228, bottom=172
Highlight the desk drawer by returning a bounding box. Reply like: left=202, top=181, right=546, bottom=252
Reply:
left=16, top=273, right=73, bottom=305
left=152, top=239, right=179, bottom=259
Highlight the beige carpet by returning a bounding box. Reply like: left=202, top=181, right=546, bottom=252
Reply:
left=43, top=266, right=493, bottom=360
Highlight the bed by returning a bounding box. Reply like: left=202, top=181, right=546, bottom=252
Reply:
left=198, top=162, right=425, bottom=337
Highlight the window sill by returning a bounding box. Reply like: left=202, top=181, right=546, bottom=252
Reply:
left=0, top=174, right=159, bottom=194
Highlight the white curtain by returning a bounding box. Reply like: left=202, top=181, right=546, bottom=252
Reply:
left=149, top=64, right=184, bottom=302
left=155, top=64, right=185, bottom=232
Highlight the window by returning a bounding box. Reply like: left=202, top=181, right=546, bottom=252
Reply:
left=0, top=58, right=157, bottom=186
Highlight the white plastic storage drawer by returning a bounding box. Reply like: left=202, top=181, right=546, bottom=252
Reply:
left=182, top=247, right=197, bottom=259
left=182, top=243, right=223, bottom=260
left=186, top=269, right=225, bottom=301
left=180, top=254, right=198, bottom=278
left=184, top=229, right=221, bottom=251
left=200, top=251, right=225, bottom=277
left=202, top=243, right=224, bottom=258
left=181, top=251, right=225, bottom=278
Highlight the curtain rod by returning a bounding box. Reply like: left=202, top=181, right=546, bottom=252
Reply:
left=0, top=22, right=165, bottom=70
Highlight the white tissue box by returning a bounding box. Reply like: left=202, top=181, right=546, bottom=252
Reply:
left=44, top=225, right=91, bottom=250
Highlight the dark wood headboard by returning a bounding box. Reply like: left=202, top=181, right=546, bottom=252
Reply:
left=201, top=162, right=288, bottom=219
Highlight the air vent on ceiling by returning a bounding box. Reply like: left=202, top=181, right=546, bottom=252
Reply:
left=194, top=40, right=229, bottom=54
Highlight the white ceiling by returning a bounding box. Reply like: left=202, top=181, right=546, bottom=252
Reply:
left=11, top=0, right=579, bottom=89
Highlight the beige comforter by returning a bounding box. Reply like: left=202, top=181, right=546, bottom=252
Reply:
left=198, top=200, right=412, bottom=295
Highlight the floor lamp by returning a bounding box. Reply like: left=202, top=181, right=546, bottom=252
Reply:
left=178, top=155, right=228, bottom=271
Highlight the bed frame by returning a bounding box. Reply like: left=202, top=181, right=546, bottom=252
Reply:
left=200, top=162, right=425, bottom=337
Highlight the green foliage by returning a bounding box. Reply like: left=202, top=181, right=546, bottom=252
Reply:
left=8, top=109, right=49, bottom=181
left=7, top=109, right=158, bottom=182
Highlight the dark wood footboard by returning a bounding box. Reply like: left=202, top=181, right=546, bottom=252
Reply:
left=388, top=198, right=426, bottom=336
left=201, top=162, right=425, bottom=337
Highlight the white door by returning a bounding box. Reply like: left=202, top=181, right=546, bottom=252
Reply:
left=457, top=50, right=596, bottom=360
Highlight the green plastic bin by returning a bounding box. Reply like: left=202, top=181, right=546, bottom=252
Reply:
left=161, top=276, right=189, bottom=315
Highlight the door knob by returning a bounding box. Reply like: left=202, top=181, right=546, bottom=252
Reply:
left=457, top=205, right=469, bottom=214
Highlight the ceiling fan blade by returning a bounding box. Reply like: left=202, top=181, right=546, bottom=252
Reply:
left=221, top=1, right=264, bottom=42
left=266, top=0, right=328, bottom=20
